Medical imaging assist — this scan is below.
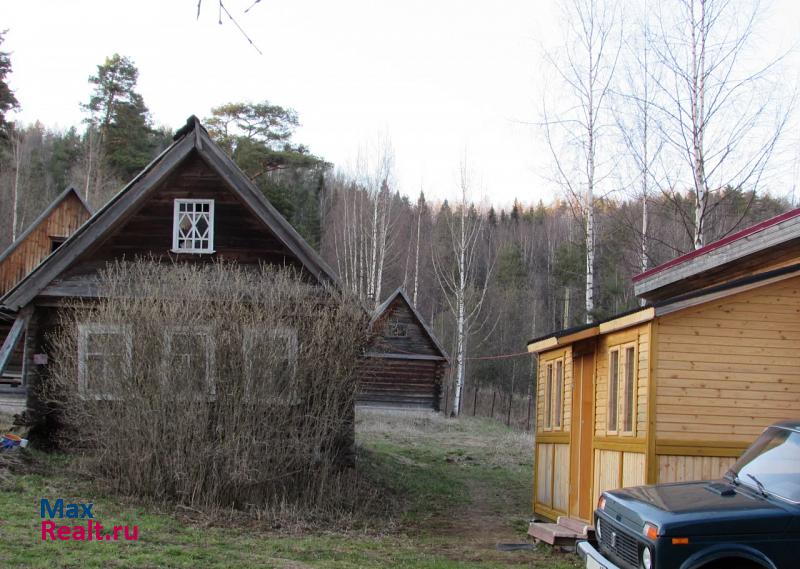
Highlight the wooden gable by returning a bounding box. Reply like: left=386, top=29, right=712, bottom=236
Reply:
left=370, top=289, right=448, bottom=360
left=0, top=117, right=338, bottom=310
left=0, top=188, right=90, bottom=297
left=38, top=153, right=307, bottom=298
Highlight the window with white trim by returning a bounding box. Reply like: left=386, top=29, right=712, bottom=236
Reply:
left=542, top=357, right=564, bottom=431
left=164, top=327, right=215, bottom=397
left=78, top=323, right=132, bottom=399
left=608, top=343, right=637, bottom=435
left=172, top=199, right=214, bottom=253
left=243, top=326, right=298, bottom=403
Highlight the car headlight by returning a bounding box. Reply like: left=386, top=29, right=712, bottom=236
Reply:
left=641, top=546, right=652, bottom=569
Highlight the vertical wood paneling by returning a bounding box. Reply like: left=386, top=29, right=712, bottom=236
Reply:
left=593, top=449, right=621, bottom=506
left=0, top=192, right=89, bottom=295
left=657, top=455, right=736, bottom=483
left=553, top=444, right=570, bottom=512
left=536, top=443, right=553, bottom=505
left=622, top=452, right=646, bottom=488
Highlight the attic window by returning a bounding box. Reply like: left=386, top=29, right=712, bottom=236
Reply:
left=172, top=199, right=214, bottom=254
left=50, top=236, right=67, bottom=253
left=387, top=319, right=408, bottom=338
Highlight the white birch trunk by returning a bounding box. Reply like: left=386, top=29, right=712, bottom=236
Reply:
left=11, top=130, right=22, bottom=241
left=413, top=206, right=421, bottom=306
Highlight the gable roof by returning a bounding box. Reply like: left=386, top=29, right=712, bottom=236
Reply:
left=371, top=287, right=450, bottom=361
left=0, top=116, right=339, bottom=310
left=0, top=186, right=90, bottom=268
left=633, top=207, right=800, bottom=301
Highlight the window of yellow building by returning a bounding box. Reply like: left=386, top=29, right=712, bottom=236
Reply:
left=608, top=343, right=636, bottom=435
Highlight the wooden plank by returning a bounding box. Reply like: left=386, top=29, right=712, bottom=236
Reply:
left=0, top=308, right=30, bottom=377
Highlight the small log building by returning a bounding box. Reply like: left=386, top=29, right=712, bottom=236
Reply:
left=358, top=288, right=449, bottom=410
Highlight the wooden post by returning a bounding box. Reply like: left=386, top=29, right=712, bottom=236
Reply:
left=472, top=387, right=478, bottom=416
left=506, top=391, right=512, bottom=427
left=526, top=389, right=533, bottom=431
left=490, top=389, right=496, bottom=419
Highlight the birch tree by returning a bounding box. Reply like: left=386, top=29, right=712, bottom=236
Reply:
left=329, top=138, right=397, bottom=308
left=651, top=0, right=791, bottom=249
left=432, top=163, right=493, bottom=416
left=542, top=0, right=620, bottom=323
left=614, top=0, right=663, bottom=283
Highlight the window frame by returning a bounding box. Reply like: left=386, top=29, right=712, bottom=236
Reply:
left=242, top=326, right=299, bottom=404
left=163, top=326, right=216, bottom=399
left=607, top=341, right=637, bottom=436
left=171, top=199, right=215, bottom=254
left=387, top=319, right=409, bottom=338
left=542, top=355, right=565, bottom=432
left=77, top=323, right=133, bottom=400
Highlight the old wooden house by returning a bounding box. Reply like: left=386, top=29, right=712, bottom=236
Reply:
left=0, top=116, right=340, bottom=421
left=0, top=187, right=91, bottom=410
left=357, top=288, right=449, bottom=410
left=527, top=209, right=800, bottom=532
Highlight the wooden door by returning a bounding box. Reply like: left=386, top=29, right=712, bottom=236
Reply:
left=569, top=347, right=595, bottom=521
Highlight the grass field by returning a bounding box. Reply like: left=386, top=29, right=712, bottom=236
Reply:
left=0, top=409, right=580, bottom=569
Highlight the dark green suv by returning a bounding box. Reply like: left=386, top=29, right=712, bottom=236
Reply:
left=579, top=421, right=800, bottom=569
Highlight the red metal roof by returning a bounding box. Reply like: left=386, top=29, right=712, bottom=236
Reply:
left=632, top=207, right=800, bottom=282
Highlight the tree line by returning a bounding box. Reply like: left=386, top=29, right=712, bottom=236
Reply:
left=0, top=0, right=795, bottom=415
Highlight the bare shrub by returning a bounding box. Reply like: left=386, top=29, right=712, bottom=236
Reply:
left=42, top=260, right=375, bottom=521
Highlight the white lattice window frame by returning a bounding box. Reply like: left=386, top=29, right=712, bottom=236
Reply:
left=163, top=326, right=216, bottom=399
left=242, top=326, right=298, bottom=404
left=77, top=323, right=133, bottom=400
left=172, top=199, right=215, bottom=254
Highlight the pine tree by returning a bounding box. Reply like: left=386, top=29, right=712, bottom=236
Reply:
left=0, top=31, right=19, bottom=139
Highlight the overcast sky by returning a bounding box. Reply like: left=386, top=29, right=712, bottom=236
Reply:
left=4, top=0, right=800, bottom=207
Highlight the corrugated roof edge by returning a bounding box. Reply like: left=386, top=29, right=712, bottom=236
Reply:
left=632, top=207, right=800, bottom=283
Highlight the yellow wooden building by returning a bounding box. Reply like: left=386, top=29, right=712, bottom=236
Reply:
left=527, top=209, right=800, bottom=524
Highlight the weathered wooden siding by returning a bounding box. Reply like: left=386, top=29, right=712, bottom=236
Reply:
left=0, top=193, right=89, bottom=296
left=357, top=293, right=446, bottom=410
left=657, top=455, right=736, bottom=483
left=592, top=450, right=646, bottom=506
left=655, top=275, right=800, bottom=443
left=536, top=347, right=573, bottom=433
left=370, top=297, right=441, bottom=357
left=356, top=357, right=444, bottom=409
left=535, top=442, right=570, bottom=514
left=594, top=324, right=650, bottom=438
left=39, top=153, right=311, bottom=298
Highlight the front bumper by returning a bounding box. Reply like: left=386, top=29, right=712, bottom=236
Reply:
left=577, top=540, right=623, bottom=569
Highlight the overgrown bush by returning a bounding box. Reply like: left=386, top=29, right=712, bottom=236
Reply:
left=42, top=260, right=373, bottom=519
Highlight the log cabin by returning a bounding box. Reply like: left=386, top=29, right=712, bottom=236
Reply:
left=527, top=209, right=800, bottom=534
left=0, top=116, right=343, bottom=429
left=0, top=187, right=91, bottom=410
left=357, top=288, right=449, bottom=410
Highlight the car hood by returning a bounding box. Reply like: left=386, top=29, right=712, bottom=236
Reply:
left=605, top=480, right=794, bottom=537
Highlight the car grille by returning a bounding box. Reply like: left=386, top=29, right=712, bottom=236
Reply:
left=597, top=517, right=639, bottom=569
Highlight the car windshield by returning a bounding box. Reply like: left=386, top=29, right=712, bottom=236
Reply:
left=729, top=427, right=800, bottom=504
